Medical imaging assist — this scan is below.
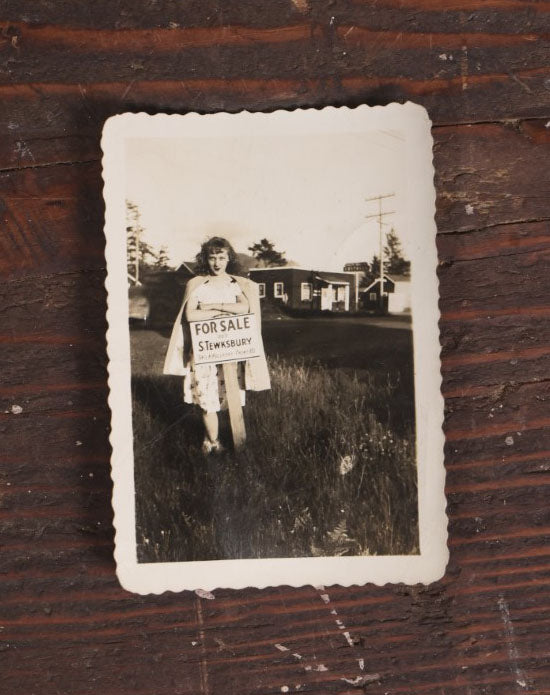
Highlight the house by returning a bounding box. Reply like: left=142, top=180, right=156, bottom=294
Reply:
left=388, top=274, right=411, bottom=313
left=359, top=274, right=411, bottom=313
left=176, top=262, right=197, bottom=276
left=249, top=267, right=357, bottom=312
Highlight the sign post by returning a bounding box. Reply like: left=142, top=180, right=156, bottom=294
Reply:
left=222, top=362, right=246, bottom=449
left=189, top=314, right=262, bottom=450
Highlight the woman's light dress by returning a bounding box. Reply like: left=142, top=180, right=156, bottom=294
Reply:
left=183, top=277, right=249, bottom=413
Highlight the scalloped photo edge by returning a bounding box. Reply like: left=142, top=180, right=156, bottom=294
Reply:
left=101, top=104, right=447, bottom=594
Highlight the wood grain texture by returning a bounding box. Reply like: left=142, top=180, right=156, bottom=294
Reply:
left=1, top=0, right=550, bottom=693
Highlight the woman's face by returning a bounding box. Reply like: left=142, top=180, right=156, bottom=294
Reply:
left=207, top=248, right=229, bottom=276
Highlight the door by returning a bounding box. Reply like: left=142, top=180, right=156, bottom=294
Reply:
left=321, top=286, right=332, bottom=311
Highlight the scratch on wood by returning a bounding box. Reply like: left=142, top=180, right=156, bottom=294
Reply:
left=273, top=643, right=327, bottom=673
left=291, top=0, right=309, bottom=13
left=195, top=588, right=215, bottom=600
left=498, top=595, right=530, bottom=691
left=342, top=674, right=380, bottom=687
left=509, top=72, right=533, bottom=95
left=461, top=44, right=469, bottom=91
left=275, top=643, right=290, bottom=652
left=317, top=586, right=354, bottom=647
left=120, top=80, right=135, bottom=101
left=214, top=638, right=235, bottom=656
left=316, top=586, right=378, bottom=684
left=14, top=140, right=36, bottom=165
left=194, top=597, right=211, bottom=695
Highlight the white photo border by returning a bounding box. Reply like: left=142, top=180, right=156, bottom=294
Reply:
left=101, top=104, right=447, bottom=594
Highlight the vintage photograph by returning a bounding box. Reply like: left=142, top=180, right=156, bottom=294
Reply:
left=103, top=106, right=446, bottom=592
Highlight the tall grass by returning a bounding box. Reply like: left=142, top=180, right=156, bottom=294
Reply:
left=132, top=356, right=418, bottom=563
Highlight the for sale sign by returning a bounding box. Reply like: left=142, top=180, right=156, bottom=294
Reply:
left=189, top=314, right=262, bottom=366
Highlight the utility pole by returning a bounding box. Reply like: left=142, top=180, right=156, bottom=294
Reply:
left=365, top=194, right=395, bottom=313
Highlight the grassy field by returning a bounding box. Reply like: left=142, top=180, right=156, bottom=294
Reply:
left=131, top=318, right=418, bottom=562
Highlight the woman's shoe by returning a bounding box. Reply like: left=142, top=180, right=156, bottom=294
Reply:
left=201, top=439, right=215, bottom=455
left=211, top=440, right=225, bottom=454
left=201, top=439, right=225, bottom=455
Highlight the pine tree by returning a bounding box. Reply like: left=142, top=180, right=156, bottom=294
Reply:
left=384, top=228, right=410, bottom=276
left=248, top=238, right=287, bottom=267
left=139, top=241, right=158, bottom=268
left=155, top=246, right=171, bottom=269
left=371, top=254, right=383, bottom=276
left=126, top=200, right=163, bottom=279
left=359, top=255, right=381, bottom=287
left=362, top=229, right=410, bottom=286
left=126, top=199, right=143, bottom=282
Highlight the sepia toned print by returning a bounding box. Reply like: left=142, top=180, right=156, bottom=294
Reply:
left=102, top=105, right=447, bottom=593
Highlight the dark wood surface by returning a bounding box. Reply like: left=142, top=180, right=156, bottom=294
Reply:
left=2, top=2, right=550, bottom=693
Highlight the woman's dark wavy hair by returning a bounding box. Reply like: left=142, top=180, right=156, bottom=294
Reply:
left=194, top=236, right=241, bottom=276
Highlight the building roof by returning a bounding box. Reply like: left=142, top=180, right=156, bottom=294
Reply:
left=360, top=275, right=396, bottom=293
left=360, top=274, right=411, bottom=292
left=314, top=272, right=352, bottom=285
left=177, top=262, right=196, bottom=275
left=249, top=265, right=303, bottom=272
left=249, top=266, right=355, bottom=278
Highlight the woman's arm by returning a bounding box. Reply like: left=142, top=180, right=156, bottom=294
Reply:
left=197, top=293, right=249, bottom=316
left=185, top=293, right=223, bottom=321
left=185, top=293, right=249, bottom=321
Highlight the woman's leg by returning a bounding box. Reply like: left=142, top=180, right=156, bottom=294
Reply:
left=202, top=411, right=219, bottom=443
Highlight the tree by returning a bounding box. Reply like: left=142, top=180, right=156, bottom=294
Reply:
left=248, top=238, right=287, bottom=267
left=155, top=246, right=171, bottom=269
left=384, top=228, right=410, bottom=276
left=360, top=255, right=380, bottom=287
left=360, top=229, right=410, bottom=286
left=126, top=199, right=143, bottom=281
left=126, top=199, right=165, bottom=280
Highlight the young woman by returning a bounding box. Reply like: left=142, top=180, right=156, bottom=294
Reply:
left=163, top=237, right=270, bottom=453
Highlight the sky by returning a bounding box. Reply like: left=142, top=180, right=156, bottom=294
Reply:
left=125, top=129, right=411, bottom=272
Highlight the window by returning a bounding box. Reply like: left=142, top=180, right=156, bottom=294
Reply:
left=301, top=282, right=312, bottom=301
left=337, top=286, right=347, bottom=302
left=369, top=292, right=377, bottom=301
left=274, top=282, right=284, bottom=298
left=258, top=283, right=266, bottom=298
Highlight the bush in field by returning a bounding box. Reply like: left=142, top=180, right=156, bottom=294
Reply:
left=132, top=355, right=417, bottom=563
